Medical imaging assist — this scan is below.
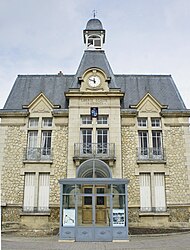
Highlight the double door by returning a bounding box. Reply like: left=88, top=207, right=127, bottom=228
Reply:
left=82, top=186, right=107, bottom=225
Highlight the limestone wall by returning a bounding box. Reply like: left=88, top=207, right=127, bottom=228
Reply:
left=49, top=125, right=68, bottom=205
left=121, top=114, right=190, bottom=226
left=121, top=126, right=140, bottom=206
left=164, top=126, right=189, bottom=204
left=1, top=125, right=26, bottom=206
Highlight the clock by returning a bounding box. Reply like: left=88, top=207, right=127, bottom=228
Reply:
left=88, top=75, right=101, bottom=87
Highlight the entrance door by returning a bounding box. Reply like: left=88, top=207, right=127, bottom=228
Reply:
left=96, top=187, right=106, bottom=224
left=82, top=186, right=93, bottom=224
left=82, top=186, right=106, bottom=224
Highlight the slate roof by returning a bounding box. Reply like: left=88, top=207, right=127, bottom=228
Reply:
left=3, top=74, right=74, bottom=110
left=116, top=74, right=186, bottom=109
left=3, top=71, right=186, bottom=111
left=72, top=50, right=117, bottom=88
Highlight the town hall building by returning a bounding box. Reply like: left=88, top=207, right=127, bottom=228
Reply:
left=1, top=18, right=190, bottom=241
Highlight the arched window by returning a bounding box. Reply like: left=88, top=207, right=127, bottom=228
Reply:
left=77, top=159, right=112, bottom=178
left=87, top=35, right=102, bottom=49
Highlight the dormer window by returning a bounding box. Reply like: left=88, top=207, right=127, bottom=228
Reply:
left=87, top=35, right=102, bottom=49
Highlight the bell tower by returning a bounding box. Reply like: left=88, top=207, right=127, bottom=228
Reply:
left=83, top=18, right=105, bottom=50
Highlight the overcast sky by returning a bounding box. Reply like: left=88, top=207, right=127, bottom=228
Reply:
left=0, top=0, right=190, bottom=109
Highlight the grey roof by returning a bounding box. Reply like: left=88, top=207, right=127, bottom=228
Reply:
left=2, top=50, right=187, bottom=111
left=116, top=75, right=186, bottom=109
left=3, top=74, right=73, bottom=110
left=85, top=18, right=104, bottom=30
left=3, top=73, right=186, bottom=111
left=72, top=50, right=118, bottom=88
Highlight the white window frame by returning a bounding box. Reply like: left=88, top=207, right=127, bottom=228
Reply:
left=97, top=128, right=108, bottom=154
left=138, top=131, right=149, bottom=158
left=140, top=172, right=166, bottom=212
left=23, top=173, right=35, bottom=211
left=81, top=115, right=92, bottom=125
left=27, top=117, right=52, bottom=160
left=138, top=118, right=147, bottom=127
left=81, top=129, right=92, bottom=154
left=29, top=118, right=39, bottom=128
left=42, top=118, right=52, bottom=127
left=151, top=118, right=161, bottom=127
left=137, top=117, right=163, bottom=160
left=97, top=115, right=108, bottom=124
left=23, top=172, right=50, bottom=213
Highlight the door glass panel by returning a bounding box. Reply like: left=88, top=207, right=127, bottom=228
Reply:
left=80, top=186, right=93, bottom=226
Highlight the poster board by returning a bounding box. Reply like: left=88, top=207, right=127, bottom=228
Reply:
left=63, top=209, right=75, bottom=226
left=113, top=209, right=125, bottom=227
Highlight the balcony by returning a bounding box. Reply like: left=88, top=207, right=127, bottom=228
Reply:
left=137, top=147, right=166, bottom=162
left=24, top=147, right=53, bottom=162
left=74, top=143, right=116, bottom=161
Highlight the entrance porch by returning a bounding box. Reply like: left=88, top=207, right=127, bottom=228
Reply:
left=59, top=178, right=129, bottom=242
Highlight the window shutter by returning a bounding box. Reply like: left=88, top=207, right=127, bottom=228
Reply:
left=140, top=173, right=151, bottom=211
left=23, top=173, right=35, bottom=211
left=38, top=173, right=50, bottom=211
left=154, top=173, right=166, bottom=211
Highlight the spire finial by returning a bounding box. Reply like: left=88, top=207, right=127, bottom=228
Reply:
left=92, top=10, right=97, bottom=18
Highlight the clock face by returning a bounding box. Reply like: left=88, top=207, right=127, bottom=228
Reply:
left=88, top=75, right=101, bottom=87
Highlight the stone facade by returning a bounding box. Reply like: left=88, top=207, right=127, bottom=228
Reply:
left=1, top=18, right=190, bottom=235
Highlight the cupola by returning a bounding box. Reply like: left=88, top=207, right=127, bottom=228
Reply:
left=83, top=18, right=105, bottom=50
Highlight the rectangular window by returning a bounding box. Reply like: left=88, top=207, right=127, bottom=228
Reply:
left=140, top=173, right=151, bottom=212
left=38, top=173, right=50, bottom=211
left=27, top=131, right=38, bottom=160
left=151, top=118, right=161, bottom=127
left=28, top=131, right=38, bottom=148
left=152, top=131, right=162, bottom=156
left=97, top=116, right=108, bottom=124
left=81, top=129, right=92, bottom=154
left=27, top=117, right=53, bottom=161
left=41, top=131, right=52, bottom=156
left=23, top=173, right=35, bottom=211
left=140, top=173, right=166, bottom=212
left=23, top=172, right=50, bottom=213
left=97, top=129, right=108, bottom=154
left=42, top=118, right=52, bottom=127
left=138, top=118, right=147, bottom=127
left=29, top=118, right=39, bottom=128
left=81, top=116, right=92, bottom=124
left=138, top=131, right=148, bottom=157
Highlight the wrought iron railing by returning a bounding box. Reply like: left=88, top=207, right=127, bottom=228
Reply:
left=23, top=206, right=50, bottom=213
left=137, top=147, right=166, bottom=161
left=74, top=143, right=115, bottom=159
left=24, top=147, right=53, bottom=161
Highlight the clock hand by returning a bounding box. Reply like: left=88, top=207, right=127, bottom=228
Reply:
left=89, top=78, right=96, bottom=83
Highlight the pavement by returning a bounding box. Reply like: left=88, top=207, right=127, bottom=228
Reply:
left=1, top=232, right=190, bottom=250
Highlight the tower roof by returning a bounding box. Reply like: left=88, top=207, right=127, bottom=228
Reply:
left=85, top=18, right=104, bottom=30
